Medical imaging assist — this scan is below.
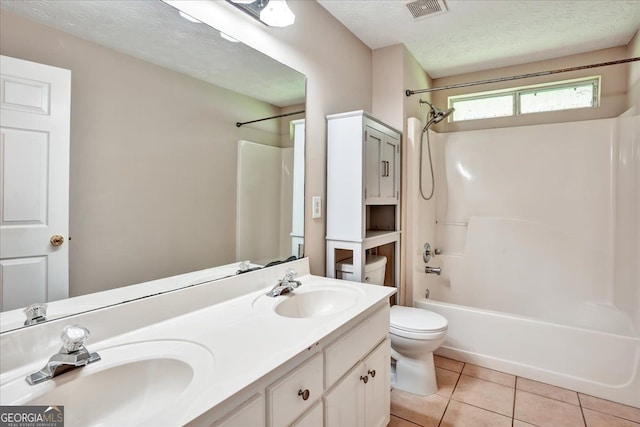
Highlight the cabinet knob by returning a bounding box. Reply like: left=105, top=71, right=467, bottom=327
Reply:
left=360, top=375, right=369, bottom=384
left=298, top=389, right=310, bottom=401
left=368, top=369, right=376, bottom=378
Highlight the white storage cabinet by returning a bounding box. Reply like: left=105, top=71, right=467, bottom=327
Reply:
left=326, top=111, right=401, bottom=288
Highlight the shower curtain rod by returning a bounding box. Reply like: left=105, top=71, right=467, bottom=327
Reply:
left=236, top=110, right=305, bottom=127
left=405, top=57, right=640, bottom=96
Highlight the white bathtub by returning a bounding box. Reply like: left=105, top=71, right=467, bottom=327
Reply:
left=415, top=298, right=640, bottom=408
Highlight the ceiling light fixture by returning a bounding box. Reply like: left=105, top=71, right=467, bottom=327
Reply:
left=225, top=0, right=295, bottom=28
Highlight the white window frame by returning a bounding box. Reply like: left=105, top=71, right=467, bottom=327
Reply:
left=448, top=76, right=601, bottom=122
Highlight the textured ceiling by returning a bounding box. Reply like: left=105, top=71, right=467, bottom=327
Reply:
left=317, top=0, right=640, bottom=78
left=0, top=0, right=305, bottom=107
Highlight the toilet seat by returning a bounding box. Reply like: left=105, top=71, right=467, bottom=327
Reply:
left=390, top=305, right=448, bottom=334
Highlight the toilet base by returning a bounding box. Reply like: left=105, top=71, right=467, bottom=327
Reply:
left=391, top=352, right=437, bottom=396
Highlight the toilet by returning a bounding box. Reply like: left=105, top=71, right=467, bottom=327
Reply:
left=389, top=305, right=448, bottom=395
left=336, top=255, right=448, bottom=396
left=335, top=254, right=388, bottom=285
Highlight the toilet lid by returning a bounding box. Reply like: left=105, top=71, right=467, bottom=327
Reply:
left=390, top=305, right=448, bottom=333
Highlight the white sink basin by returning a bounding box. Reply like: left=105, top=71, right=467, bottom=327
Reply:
left=0, top=340, right=214, bottom=426
left=254, top=283, right=365, bottom=319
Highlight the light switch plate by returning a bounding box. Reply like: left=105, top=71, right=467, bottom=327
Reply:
left=312, top=196, right=321, bottom=219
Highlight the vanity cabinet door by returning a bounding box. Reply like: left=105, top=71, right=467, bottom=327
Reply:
left=363, top=338, right=391, bottom=427
left=291, top=401, right=323, bottom=427
left=324, top=338, right=391, bottom=427
left=324, top=364, right=365, bottom=427
left=212, top=393, right=265, bottom=427
left=266, top=353, right=323, bottom=427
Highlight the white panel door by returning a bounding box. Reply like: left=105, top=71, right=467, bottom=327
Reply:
left=0, top=55, right=71, bottom=311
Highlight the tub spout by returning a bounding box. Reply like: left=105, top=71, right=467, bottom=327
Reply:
left=425, top=266, right=441, bottom=275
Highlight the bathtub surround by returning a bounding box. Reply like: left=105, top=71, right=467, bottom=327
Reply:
left=406, top=109, right=640, bottom=406
left=236, top=141, right=294, bottom=264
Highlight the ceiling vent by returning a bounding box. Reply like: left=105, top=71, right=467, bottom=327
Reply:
left=405, top=0, right=447, bottom=20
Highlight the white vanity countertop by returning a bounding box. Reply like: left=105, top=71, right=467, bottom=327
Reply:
left=0, top=263, right=396, bottom=426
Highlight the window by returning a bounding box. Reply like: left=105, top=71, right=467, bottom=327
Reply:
left=449, top=76, right=600, bottom=122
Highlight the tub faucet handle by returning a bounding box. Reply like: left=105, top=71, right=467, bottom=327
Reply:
left=423, top=243, right=441, bottom=263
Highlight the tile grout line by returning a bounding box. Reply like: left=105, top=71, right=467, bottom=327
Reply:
left=448, top=397, right=515, bottom=421
left=436, top=361, right=466, bottom=427
left=578, top=392, right=588, bottom=427
left=512, top=378, right=518, bottom=427
left=578, top=394, right=640, bottom=424
left=440, top=362, right=533, bottom=424
left=389, top=413, right=422, bottom=427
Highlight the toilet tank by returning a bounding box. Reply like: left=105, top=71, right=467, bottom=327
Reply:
left=335, top=254, right=387, bottom=285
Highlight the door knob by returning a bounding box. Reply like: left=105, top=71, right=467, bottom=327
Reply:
left=50, top=235, right=65, bottom=246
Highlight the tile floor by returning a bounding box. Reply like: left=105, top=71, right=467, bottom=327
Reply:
left=388, top=355, right=640, bottom=427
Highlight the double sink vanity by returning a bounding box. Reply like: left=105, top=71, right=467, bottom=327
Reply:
left=0, top=258, right=396, bottom=426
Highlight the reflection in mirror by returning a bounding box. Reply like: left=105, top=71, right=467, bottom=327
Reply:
left=0, top=0, right=306, bottom=332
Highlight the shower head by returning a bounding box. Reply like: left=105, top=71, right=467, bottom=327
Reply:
left=420, top=99, right=454, bottom=131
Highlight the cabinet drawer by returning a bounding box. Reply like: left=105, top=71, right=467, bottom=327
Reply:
left=267, top=353, right=323, bottom=427
left=324, top=305, right=390, bottom=387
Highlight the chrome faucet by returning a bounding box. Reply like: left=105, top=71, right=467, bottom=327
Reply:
left=266, top=268, right=302, bottom=297
left=25, top=325, right=101, bottom=385
left=425, top=266, right=441, bottom=275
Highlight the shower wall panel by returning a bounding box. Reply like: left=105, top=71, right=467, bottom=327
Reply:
left=411, top=117, right=639, bottom=336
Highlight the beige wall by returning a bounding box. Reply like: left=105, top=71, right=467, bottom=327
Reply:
left=373, top=45, right=405, bottom=130
left=372, top=45, right=434, bottom=304
left=431, top=46, right=631, bottom=132
left=1, top=11, right=291, bottom=296
left=168, top=1, right=373, bottom=276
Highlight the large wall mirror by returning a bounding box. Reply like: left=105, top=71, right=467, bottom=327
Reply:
left=0, top=0, right=306, bottom=332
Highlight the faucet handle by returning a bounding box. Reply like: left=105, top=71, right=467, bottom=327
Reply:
left=283, top=268, right=297, bottom=281
left=60, top=325, right=91, bottom=353
left=238, top=260, right=251, bottom=272
left=24, top=303, right=48, bottom=326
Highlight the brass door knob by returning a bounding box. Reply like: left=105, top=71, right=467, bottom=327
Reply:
left=50, top=235, right=65, bottom=246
